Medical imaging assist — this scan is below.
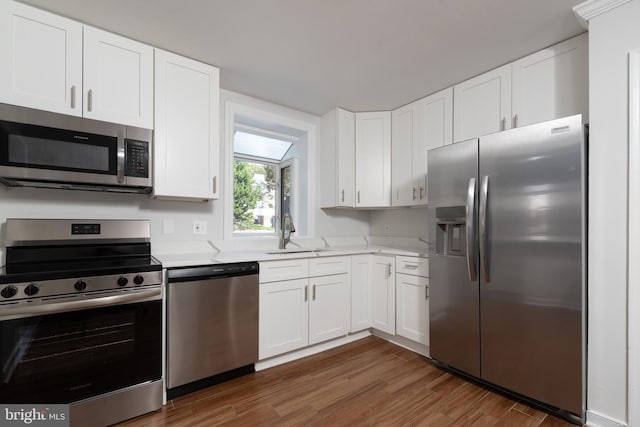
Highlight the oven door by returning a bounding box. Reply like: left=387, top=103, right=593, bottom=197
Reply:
left=0, top=290, right=161, bottom=404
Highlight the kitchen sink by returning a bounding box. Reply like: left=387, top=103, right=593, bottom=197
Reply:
left=264, top=249, right=328, bottom=255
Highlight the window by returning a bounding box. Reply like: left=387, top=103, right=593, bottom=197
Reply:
left=232, top=129, right=295, bottom=236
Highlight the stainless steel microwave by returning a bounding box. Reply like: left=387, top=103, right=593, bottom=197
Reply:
left=0, top=103, right=152, bottom=193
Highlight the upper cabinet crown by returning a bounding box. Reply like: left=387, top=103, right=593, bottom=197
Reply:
left=453, top=33, right=588, bottom=143
left=0, top=1, right=153, bottom=128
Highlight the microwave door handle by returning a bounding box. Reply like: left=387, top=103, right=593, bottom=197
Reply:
left=117, top=130, right=125, bottom=184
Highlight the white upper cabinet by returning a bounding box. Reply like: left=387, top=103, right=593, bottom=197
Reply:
left=83, top=26, right=153, bottom=128
left=0, top=1, right=82, bottom=116
left=512, top=33, right=588, bottom=127
left=355, top=111, right=391, bottom=207
left=454, top=64, right=512, bottom=142
left=153, top=49, right=220, bottom=200
left=392, top=87, right=453, bottom=206
left=319, top=108, right=355, bottom=207
left=0, top=1, right=153, bottom=128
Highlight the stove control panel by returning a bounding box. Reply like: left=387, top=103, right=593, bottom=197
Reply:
left=0, top=270, right=162, bottom=301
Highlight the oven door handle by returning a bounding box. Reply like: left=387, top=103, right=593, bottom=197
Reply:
left=0, top=288, right=162, bottom=321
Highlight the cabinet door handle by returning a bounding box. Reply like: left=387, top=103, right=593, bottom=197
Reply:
left=403, top=263, right=418, bottom=269
left=412, top=187, right=417, bottom=200
left=304, top=285, right=308, bottom=302
left=387, top=263, right=392, bottom=278
left=357, top=191, right=361, bottom=204
left=426, top=285, right=429, bottom=300
left=420, top=187, right=425, bottom=200
left=212, top=176, right=217, bottom=194
left=87, top=89, right=93, bottom=112
left=513, top=114, right=519, bottom=128
left=312, top=284, right=316, bottom=301
left=70, top=86, right=76, bottom=109
left=341, top=189, right=345, bottom=202
left=501, top=117, right=506, bottom=131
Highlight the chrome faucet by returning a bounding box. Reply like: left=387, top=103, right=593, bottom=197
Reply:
left=279, top=213, right=296, bottom=249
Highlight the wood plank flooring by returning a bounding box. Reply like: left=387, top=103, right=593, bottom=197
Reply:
left=117, top=337, right=577, bottom=426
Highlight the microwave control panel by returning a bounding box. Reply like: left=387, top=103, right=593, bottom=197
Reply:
left=125, top=140, right=149, bottom=178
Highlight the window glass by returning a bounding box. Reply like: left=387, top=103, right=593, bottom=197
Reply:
left=234, top=131, right=292, bottom=161
left=233, top=160, right=277, bottom=234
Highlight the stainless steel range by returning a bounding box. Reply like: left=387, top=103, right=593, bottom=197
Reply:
left=0, top=219, right=163, bottom=427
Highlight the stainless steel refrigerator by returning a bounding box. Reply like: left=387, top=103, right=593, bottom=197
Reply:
left=427, top=115, right=585, bottom=419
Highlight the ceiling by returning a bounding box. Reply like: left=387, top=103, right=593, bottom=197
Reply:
left=20, top=0, right=586, bottom=116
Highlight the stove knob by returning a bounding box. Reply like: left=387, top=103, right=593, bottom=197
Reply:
left=117, top=276, right=129, bottom=287
left=1, top=286, right=17, bottom=299
left=74, top=280, right=87, bottom=291
left=24, top=283, right=39, bottom=296
left=133, top=275, right=144, bottom=285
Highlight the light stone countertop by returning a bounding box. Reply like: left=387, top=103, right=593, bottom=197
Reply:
left=153, top=236, right=428, bottom=268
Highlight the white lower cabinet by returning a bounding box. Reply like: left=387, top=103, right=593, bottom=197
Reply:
left=259, top=257, right=350, bottom=359
left=259, top=278, right=309, bottom=359
left=371, top=255, right=396, bottom=335
left=350, top=254, right=372, bottom=332
left=395, top=255, right=430, bottom=349
left=308, top=273, right=350, bottom=345
left=396, top=273, right=429, bottom=345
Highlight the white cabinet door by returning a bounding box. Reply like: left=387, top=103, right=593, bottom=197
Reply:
left=396, top=273, right=429, bottom=345
left=371, top=255, right=396, bottom=334
left=318, top=108, right=355, bottom=208
left=0, top=1, right=82, bottom=116
left=392, top=87, right=453, bottom=207
left=351, top=255, right=372, bottom=332
left=337, top=109, right=356, bottom=207
left=453, top=64, right=512, bottom=142
left=83, top=26, right=153, bottom=128
left=355, top=111, right=391, bottom=207
left=153, top=49, right=220, bottom=200
left=309, top=273, right=349, bottom=345
left=512, top=33, right=588, bottom=127
left=391, top=103, right=417, bottom=206
left=259, top=278, right=309, bottom=359
left=423, top=87, right=453, bottom=202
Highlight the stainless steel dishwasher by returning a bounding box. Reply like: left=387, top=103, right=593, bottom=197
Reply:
left=166, top=262, right=259, bottom=398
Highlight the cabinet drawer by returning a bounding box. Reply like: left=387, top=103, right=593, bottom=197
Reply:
left=259, top=259, right=309, bottom=283
left=309, top=256, right=350, bottom=277
left=396, top=256, right=429, bottom=277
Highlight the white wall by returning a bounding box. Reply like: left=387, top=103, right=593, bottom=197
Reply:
left=585, top=1, right=640, bottom=425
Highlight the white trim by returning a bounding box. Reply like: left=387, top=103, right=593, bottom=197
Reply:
left=371, top=329, right=430, bottom=357
left=587, top=409, right=628, bottom=427
left=254, top=330, right=371, bottom=371
left=628, top=49, right=640, bottom=427
left=573, top=0, right=632, bottom=28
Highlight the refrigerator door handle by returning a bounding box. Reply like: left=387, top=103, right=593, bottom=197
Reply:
left=479, top=175, right=490, bottom=283
left=466, top=178, right=477, bottom=282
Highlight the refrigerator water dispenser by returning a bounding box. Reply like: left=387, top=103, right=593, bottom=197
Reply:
left=435, top=206, right=467, bottom=257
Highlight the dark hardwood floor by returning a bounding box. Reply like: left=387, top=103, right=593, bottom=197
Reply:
left=118, top=337, right=577, bottom=426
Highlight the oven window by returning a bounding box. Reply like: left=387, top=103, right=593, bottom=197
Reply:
left=0, top=300, right=161, bottom=404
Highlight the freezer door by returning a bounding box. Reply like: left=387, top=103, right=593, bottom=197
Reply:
left=478, top=115, right=584, bottom=415
left=427, top=138, right=480, bottom=377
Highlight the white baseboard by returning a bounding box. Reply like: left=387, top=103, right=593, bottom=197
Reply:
left=587, top=410, right=627, bottom=427
left=255, top=330, right=371, bottom=371
left=371, top=329, right=430, bottom=357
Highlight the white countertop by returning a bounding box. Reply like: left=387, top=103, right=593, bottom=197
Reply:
left=153, top=236, right=428, bottom=268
